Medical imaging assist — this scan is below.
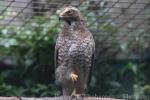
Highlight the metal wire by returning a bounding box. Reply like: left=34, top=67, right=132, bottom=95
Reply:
left=0, top=0, right=149, bottom=37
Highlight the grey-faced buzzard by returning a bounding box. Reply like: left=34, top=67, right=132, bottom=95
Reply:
left=55, top=6, right=95, bottom=96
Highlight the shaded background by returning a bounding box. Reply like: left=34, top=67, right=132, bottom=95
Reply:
left=0, top=0, right=150, bottom=99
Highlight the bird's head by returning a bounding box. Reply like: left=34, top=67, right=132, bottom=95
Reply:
left=57, top=6, right=83, bottom=25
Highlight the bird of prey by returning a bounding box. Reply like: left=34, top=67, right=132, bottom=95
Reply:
left=55, top=6, right=95, bottom=96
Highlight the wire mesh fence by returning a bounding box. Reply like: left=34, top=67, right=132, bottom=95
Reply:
left=0, top=0, right=149, bottom=58
left=0, top=0, right=149, bottom=30
left=0, top=0, right=149, bottom=97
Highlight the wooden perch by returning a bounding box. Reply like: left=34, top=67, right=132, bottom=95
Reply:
left=0, top=97, right=124, bottom=100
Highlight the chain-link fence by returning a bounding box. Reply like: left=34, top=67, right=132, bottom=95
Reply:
left=0, top=0, right=149, bottom=97
left=0, top=0, right=149, bottom=31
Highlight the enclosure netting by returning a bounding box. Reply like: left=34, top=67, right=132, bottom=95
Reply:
left=0, top=0, right=149, bottom=58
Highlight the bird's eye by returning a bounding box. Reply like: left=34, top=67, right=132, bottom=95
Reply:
left=67, top=10, right=72, bottom=14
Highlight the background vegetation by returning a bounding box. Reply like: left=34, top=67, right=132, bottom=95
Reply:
left=0, top=0, right=149, bottom=100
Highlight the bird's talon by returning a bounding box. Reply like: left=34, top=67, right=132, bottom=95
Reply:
left=70, top=73, right=78, bottom=82
left=80, top=94, right=89, bottom=97
left=71, top=94, right=81, bottom=98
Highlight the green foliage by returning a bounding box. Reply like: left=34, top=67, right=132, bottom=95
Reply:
left=0, top=2, right=149, bottom=99
left=0, top=15, right=60, bottom=96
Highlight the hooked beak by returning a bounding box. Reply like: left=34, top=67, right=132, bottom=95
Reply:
left=59, top=15, right=64, bottom=21
left=57, top=10, right=62, bottom=21
left=56, top=10, right=60, bottom=15
left=59, top=17, right=61, bottom=21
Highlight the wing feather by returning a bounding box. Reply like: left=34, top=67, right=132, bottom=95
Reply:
left=54, top=40, right=59, bottom=69
left=87, top=39, right=95, bottom=87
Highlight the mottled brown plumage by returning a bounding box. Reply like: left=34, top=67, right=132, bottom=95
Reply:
left=55, top=6, right=95, bottom=96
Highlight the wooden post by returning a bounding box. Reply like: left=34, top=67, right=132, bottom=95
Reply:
left=0, top=97, right=124, bottom=100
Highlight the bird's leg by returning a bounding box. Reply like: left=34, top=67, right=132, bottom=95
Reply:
left=71, top=88, right=81, bottom=99
left=68, top=64, right=78, bottom=83
left=71, top=88, right=76, bottom=96
left=70, top=73, right=78, bottom=82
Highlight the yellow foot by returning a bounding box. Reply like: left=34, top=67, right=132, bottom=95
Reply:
left=70, top=73, right=78, bottom=82
left=71, top=94, right=81, bottom=98
left=71, top=94, right=86, bottom=99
